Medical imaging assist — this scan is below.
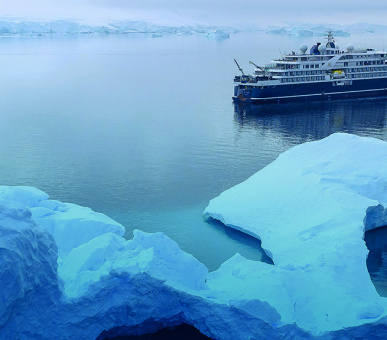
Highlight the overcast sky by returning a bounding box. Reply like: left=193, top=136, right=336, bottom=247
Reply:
left=0, top=0, right=386, bottom=26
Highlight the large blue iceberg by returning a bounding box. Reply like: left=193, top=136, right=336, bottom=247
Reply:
left=0, top=187, right=286, bottom=339
left=1, top=133, right=387, bottom=339
left=205, top=133, right=387, bottom=335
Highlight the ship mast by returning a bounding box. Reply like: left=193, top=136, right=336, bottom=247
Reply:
left=326, top=30, right=335, bottom=45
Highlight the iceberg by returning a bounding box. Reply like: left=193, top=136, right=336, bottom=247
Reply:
left=0, top=186, right=297, bottom=339
left=205, top=133, right=387, bottom=333
left=2, top=133, right=387, bottom=339
left=204, top=29, right=230, bottom=40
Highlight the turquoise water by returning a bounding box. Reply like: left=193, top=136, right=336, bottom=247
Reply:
left=0, top=33, right=387, bottom=272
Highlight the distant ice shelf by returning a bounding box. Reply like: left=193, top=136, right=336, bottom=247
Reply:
left=266, top=27, right=350, bottom=37
left=0, top=19, right=237, bottom=39
left=265, top=23, right=387, bottom=36
left=1, top=19, right=387, bottom=38
left=1, top=133, right=387, bottom=339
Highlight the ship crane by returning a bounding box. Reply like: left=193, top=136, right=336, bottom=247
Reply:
left=234, top=59, right=244, bottom=75
left=249, top=61, right=264, bottom=72
left=250, top=61, right=272, bottom=79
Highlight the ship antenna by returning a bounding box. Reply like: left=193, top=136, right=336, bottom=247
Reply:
left=234, top=59, right=244, bottom=75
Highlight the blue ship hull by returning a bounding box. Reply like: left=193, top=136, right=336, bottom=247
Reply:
left=233, top=78, right=387, bottom=103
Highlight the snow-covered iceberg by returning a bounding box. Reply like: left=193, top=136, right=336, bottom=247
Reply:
left=2, top=133, right=387, bottom=339
left=0, top=186, right=298, bottom=339
left=205, top=133, right=387, bottom=333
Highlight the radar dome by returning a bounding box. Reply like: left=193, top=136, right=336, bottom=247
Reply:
left=346, top=44, right=354, bottom=52
left=318, top=44, right=327, bottom=54
left=300, top=44, right=308, bottom=54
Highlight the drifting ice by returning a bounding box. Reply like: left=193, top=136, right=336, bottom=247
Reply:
left=1, top=133, right=387, bottom=339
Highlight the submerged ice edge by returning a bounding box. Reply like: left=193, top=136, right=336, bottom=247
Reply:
left=1, top=133, right=387, bottom=339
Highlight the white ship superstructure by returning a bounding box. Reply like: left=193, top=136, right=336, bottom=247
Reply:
left=233, top=31, right=387, bottom=103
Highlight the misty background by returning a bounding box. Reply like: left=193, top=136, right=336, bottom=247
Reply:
left=1, top=0, right=386, bottom=27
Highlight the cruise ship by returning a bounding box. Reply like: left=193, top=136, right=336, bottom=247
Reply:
left=233, top=31, right=387, bottom=103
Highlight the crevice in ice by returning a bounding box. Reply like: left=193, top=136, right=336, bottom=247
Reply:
left=365, top=225, right=387, bottom=298
left=364, top=204, right=387, bottom=232
left=97, top=322, right=213, bottom=340
left=205, top=216, right=274, bottom=265
left=364, top=204, right=387, bottom=297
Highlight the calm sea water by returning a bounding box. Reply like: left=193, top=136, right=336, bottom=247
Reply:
left=0, top=32, right=386, bottom=280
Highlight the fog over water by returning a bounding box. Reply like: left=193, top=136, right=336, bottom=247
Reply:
left=1, top=0, right=386, bottom=26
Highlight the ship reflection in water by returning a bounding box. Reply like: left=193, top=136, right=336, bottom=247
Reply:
left=233, top=97, right=387, bottom=143
left=234, top=97, right=387, bottom=296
